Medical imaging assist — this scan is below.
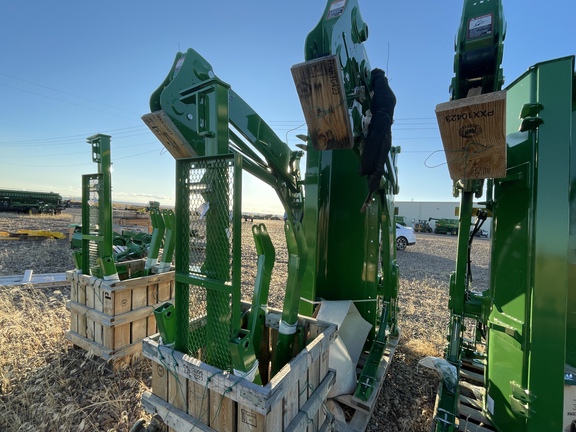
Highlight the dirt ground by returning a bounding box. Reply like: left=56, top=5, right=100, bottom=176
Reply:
left=0, top=210, right=491, bottom=431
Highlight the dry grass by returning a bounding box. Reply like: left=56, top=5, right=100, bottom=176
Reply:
left=0, top=212, right=492, bottom=432
left=0, top=285, right=152, bottom=431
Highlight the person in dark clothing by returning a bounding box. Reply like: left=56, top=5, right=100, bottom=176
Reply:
left=360, top=68, right=396, bottom=211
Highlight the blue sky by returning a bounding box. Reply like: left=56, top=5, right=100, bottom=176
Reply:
left=1, top=1, right=574, bottom=214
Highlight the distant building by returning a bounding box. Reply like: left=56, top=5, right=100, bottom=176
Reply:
left=396, top=201, right=491, bottom=237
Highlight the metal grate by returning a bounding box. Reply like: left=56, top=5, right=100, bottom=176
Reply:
left=81, top=173, right=104, bottom=274
left=177, top=155, right=237, bottom=370
left=185, top=157, right=234, bottom=280
left=87, top=176, right=101, bottom=270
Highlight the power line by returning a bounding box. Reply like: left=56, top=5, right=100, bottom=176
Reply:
left=0, top=72, right=143, bottom=116
left=0, top=125, right=147, bottom=144
left=0, top=82, right=139, bottom=122
left=0, top=148, right=164, bottom=167
left=0, top=128, right=151, bottom=147
left=0, top=141, right=161, bottom=158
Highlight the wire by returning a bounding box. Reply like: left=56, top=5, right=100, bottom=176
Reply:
left=0, top=141, right=161, bottom=158
left=0, top=128, right=150, bottom=147
left=0, top=148, right=164, bottom=167
left=0, top=72, right=143, bottom=116
left=0, top=82, right=139, bottom=121
left=424, top=150, right=447, bottom=168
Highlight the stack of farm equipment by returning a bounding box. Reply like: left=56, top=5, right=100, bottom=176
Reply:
left=65, top=134, right=176, bottom=368
left=134, top=1, right=401, bottom=431
left=431, top=0, right=576, bottom=430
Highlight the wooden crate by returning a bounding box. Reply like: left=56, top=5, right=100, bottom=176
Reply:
left=291, top=55, right=353, bottom=151
left=65, top=259, right=175, bottom=367
left=435, top=91, right=507, bottom=180
left=141, top=310, right=336, bottom=432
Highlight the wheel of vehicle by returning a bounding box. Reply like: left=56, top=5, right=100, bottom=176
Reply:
left=396, top=236, right=408, bottom=251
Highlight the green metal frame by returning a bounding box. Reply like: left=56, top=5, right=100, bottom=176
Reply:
left=145, top=0, right=401, bottom=395
left=298, top=0, right=400, bottom=401
left=483, top=56, right=574, bottom=432
left=435, top=1, right=506, bottom=428
left=173, top=154, right=242, bottom=371
left=435, top=1, right=576, bottom=430
left=143, top=208, right=165, bottom=275
left=78, top=134, right=118, bottom=280
left=158, top=209, right=175, bottom=271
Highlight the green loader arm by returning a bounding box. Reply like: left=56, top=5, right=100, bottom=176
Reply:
left=434, top=1, right=506, bottom=430
left=145, top=49, right=304, bottom=221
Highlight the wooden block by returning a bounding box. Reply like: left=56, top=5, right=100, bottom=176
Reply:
left=94, top=287, right=104, bottom=345
left=264, top=403, right=282, bottom=432
left=69, top=276, right=78, bottom=333
left=77, top=282, right=87, bottom=337
left=114, top=323, right=131, bottom=350
left=152, top=362, right=168, bottom=401
left=168, top=372, right=187, bottom=412
left=131, top=285, right=148, bottom=342
left=148, top=283, right=160, bottom=336
left=210, top=391, right=236, bottom=432
left=282, top=380, right=299, bottom=427
left=147, top=315, right=158, bottom=336
left=142, top=111, right=197, bottom=159
left=115, top=289, right=132, bottom=316
left=114, top=289, right=132, bottom=349
left=158, top=282, right=171, bottom=302
left=237, top=406, right=264, bottom=432
left=69, top=309, right=78, bottom=333
left=298, top=373, right=308, bottom=410
left=68, top=272, right=79, bottom=332
left=319, top=349, right=329, bottom=427
left=189, top=381, right=210, bottom=425
left=291, top=55, right=353, bottom=150
left=70, top=273, right=79, bottom=302
left=85, top=284, right=95, bottom=340
left=435, top=90, right=507, bottom=180
left=307, top=357, right=320, bottom=432
left=103, top=290, right=114, bottom=316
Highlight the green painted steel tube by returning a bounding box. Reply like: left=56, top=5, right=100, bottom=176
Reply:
left=248, top=224, right=275, bottom=370
left=272, top=220, right=308, bottom=377
left=158, top=209, right=175, bottom=272
left=80, top=135, right=118, bottom=280
left=144, top=208, right=165, bottom=275
left=174, top=158, right=190, bottom=355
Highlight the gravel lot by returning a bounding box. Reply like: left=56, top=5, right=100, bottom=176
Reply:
left=0, top=210, right=491, bottom=431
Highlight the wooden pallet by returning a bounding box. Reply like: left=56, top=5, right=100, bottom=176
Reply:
left=331, top=334, right=400, bottom=432
left=142, top=310, right=337, bottom=432
left=458, top=360, right=496, bottom=432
